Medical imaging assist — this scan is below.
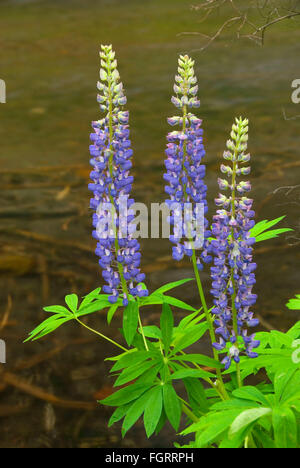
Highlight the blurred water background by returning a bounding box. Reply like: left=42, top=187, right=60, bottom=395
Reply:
left=0, top=0, right=299, bottom=448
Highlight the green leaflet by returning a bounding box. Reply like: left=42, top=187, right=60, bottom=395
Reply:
left=80, top=287, right=102, bottom=309
left=140, top=292, right=196, bottom=311
left=144, top=386, right=163, bottom=437
left=171, top=323, right=209, bottom=354
left=229, top=408, right=271, bottom=438
left=160, top=303, right=174, bottom=354
left=272, top=407, right=298, bottom=448
left=152, top=278, right=194, bottom=295
left=172, top=353, right=222, bottom=369
left=24, top=315, right=72, bottom=342
left=108, top=403, right=131, bottom=427
left=209, top=216, right=292, bottom=245
left=140, top=326, right=162, bottom=340
left=122, top=388, right=154, bottom=436
left=65, top=294, right=79, bottom=312
left=114, top=359, right=159, bottom=387
left=232, top=386, right=270, bottom=406
left=184, top=378, right=209, bottom=416
left=176, top=309, right=205, bottom=330
left=100, top=382, right=153, bottom=407
left=110, top=350, right=153, bottom=371
left=255, top=228, right=293, bottom=242
left=252, top=428, right=276, bottom=449
left=274, top=368, right=298, bottom=404
left=163, top=383, right=181, bottom=431
left=169, top=368, right=215, bottom=381
left=43, top=305, right=70, bottom=316
left=123, top=301, right=139, bottom=346
left=194, top=410, right=242, bottom=448
left=107, top=303, right=119, bottom=324
left=287, top=295, right=300, bottom=311
left=249, top=215, right=292, bottom=243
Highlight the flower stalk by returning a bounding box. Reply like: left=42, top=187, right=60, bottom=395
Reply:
left=211, top=118, right=260, bottom=375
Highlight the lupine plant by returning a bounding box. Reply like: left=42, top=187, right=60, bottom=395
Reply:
left=26, top=46, right=300, bottom=449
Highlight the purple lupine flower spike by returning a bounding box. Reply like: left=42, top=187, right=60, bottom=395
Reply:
left=89, top=45, right=148, bottom=306
left=211, top=117, right=259, bottom=369
left=164, top=55, right=211, bottom=270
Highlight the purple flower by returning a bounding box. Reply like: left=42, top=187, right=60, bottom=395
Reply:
left=89, top=45, right=148, bottom=305
left=210, top=118, right=259, bottom=369
left=164, top=55, right=211, bottom=270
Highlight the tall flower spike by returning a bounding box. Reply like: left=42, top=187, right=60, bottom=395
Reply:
left=89, top=45, right=148, bottom=306
left=164, top=55, right=211, bottom=270
left=210, top=117, right=259, bottom=370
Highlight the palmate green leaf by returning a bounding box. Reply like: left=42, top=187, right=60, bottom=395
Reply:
left=144, top=386, right=163, bottom=437
left=229, top=408, right=271, bottom=438
left=123, top=301, right=139, bottom=346
left=287, top=295, right=300, bottom=311
left=160, top=303, right=174, bottom=354
left=26, top=291, right=116, bottom=342
left=163, top=383, right=181, bottom=431
left=272, top=406, right=298, bottom=448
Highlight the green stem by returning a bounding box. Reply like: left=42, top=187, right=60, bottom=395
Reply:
left=181, top=402, right=200, bottom=423
left=191, top=254, right=229, bottom=400
left=75, top=317, right=127, bottom=352
left=138, top=312, right=149, bottom=351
